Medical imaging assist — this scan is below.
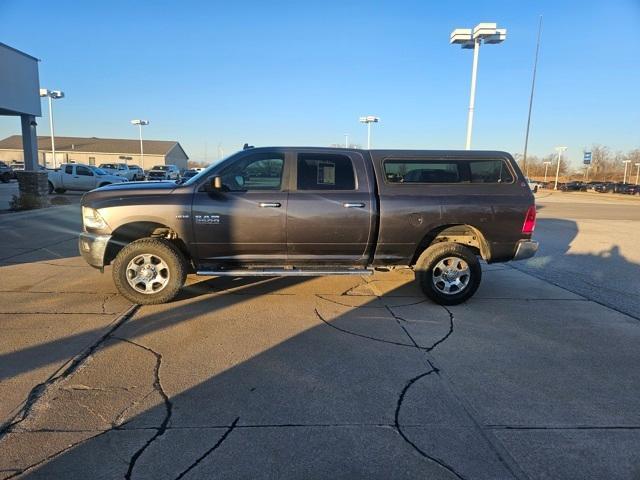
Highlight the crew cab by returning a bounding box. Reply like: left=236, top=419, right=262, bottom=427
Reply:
left=48, top=163, right=127, bottom=194
left=78, top=147, right=538, bottom=305
left=147, top=164, right=180, bottom=180
left=98, top=163, right=142, bottom=181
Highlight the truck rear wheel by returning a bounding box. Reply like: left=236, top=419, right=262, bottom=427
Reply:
left=414, top=242, right=481, bottom=305
left=112, top=238, right=187, bottom=305
left=54, top=188, right=66, bottom=194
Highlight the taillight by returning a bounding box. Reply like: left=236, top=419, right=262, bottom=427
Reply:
left=522, top=205, right=536, bottom=234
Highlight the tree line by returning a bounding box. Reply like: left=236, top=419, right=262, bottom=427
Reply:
left=516, top=146, right=640, bottom=182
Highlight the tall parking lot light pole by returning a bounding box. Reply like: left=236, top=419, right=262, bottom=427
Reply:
left=543, top=161, right=552, bottom=183
left=39, top=89, right=65, bottom=168
left=622, top=159, right=631, bottom=183
left=344, top=133, right=349, bottom=148
left=359, top=116, right=379, bottom=149
left=131, top=120, right=149, bottom=167
left=450, top=23, right=507, bottom=150
left=554, top=146, right=567, bottom=190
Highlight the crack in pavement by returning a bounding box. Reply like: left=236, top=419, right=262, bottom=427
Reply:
left=112, top=337, right=173, bottom=480
left=0, top=305, right=139, bottom=438
left=316, top=293, right=428, bottom=309
left=314, top=308, right=418, bottom=349
left=316, top=295, right=469, bottom=479
left=173, top=417, right=240, bottom=480
left=394, top=370, right=466, bottom=480
left=2, top=431, right=108, bottom=479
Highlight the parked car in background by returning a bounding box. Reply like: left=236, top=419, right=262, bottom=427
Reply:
left=0, top=161, right=12, bottom=183
left=48, top=164, right=127, bottom=194
left=128, top=165, right=145, bottom=180
left=560, top=181, right=587, bottom=191
left=147, top=164, right=180, bottom=180
left=181, top=169, right=200, bottom=180
left=620, top=184, right=640, bottom=195
left=526, top=177, right=541, bottom=193
left=98, top=163, right=142, bottom=181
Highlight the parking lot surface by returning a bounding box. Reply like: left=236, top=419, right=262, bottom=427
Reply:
left=1, top=192, right=639, bottom=479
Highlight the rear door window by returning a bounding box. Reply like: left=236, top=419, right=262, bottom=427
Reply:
left=468, top=160, right=513, bottom=183
left=384, top=160, right=460, bottom=183
left=297, top=153, right=355, bottom=190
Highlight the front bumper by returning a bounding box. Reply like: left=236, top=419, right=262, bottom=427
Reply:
left=513, top=240, right=539, bottom=261
left=78, top=232, right=112, bottom=270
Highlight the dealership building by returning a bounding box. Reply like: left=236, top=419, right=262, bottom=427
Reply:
left=0, top=135, right=189, bottom=171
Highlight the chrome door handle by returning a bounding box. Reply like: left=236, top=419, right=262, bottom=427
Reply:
left=259, top=202, right=281, bottom=208
left=343, top=202, right=365, bottom=208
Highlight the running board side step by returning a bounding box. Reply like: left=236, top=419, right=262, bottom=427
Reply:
left=196, top=268, right=374, bottom=277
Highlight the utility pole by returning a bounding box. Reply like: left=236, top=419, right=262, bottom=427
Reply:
left=522, top=16, right=543, bottom=168
left=543, top=161, right=551, bottom=183
left=131, top=120, right=149, bottom=167
left=554, top=146, right=567, bottom=190
left=622, top=160, right=631, bottom=184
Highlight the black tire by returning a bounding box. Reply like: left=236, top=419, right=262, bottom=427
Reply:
left=48, top=181, right=54, bottom=194
left=112, top=238, right=187, bottom=305
left=54, top=188, right=66, bottom=194
left=533, top=186, right=538, bottom=193
left=0, top=172, right=10, bottom=183
left=414, top=242, right=482, bottom=306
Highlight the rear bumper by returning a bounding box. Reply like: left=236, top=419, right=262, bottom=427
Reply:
left=78, top=232, right=112, bottom=270
left=513, top=240, right=538, bottom=261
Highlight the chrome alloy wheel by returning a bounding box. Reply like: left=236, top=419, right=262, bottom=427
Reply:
left=126, top=254, right=170, bottom=294
left=431, top=257, right=470, bottom=295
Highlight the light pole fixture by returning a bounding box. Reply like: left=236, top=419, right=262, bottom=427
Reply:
left=450, top=23, right=507, bottom=150
left=359, top=116, right=379, bottom=149
left=554, top=146, right=567, bottom=190
left=131, top=119, right=149, bottom=166
left=543, top=161, right=552, bottom=183
left=622, top=159, right=631, bottom=184
left=344, top=133, right=349, bottom=148
left=635, top=163, right=640, bottom=185
left=39, top=89, right=65, bottom=168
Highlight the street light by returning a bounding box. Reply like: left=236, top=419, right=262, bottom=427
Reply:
left=131, top=119, right=149, bottom=167
left=543, top=161, right=552, bottom=183
left=39, top=89, right=65, bottom=168
left=554, top=146, right=567, bottom=190
left=359, top=116, right=379, bottom=149
left=622, top=159, right=631, bottom=184
left=344, top=133, right=349, bottom=148
left=451, top=23, right=507, bottom=150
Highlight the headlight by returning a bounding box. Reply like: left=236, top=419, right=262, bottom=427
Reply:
left=82, top=206, right=107, bottom=230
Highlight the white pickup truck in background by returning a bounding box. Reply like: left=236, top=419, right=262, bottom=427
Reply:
left=47, top=164, right=127, bottom=194
left=98, top=163, right=143, bottom=181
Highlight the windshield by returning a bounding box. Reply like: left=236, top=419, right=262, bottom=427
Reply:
left=181, top=156, right=232, bottom=186
left=152, top=166, right=169, bottom=171
left=91, top=166, right=108, bottom=175
left=100, top=164, right=117, bottom=169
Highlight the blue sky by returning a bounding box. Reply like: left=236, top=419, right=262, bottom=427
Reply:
left=1, top=0, right=638, bottom=166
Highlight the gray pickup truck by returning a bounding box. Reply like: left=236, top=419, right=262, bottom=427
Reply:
left=78, top=147, right=537, bottom=305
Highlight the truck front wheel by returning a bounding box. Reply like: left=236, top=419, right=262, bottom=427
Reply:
left=112, top=238, right=187, bottom=305
left=414, top=242, right=481, bottom=305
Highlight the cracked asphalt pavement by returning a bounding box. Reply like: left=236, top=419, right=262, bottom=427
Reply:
left=1, top=193, right=640, bottom=479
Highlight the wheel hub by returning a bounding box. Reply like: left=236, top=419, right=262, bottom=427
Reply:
left=432, top=257, right=471, bottom=295
left=125, top=253, right=170, bottom=295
